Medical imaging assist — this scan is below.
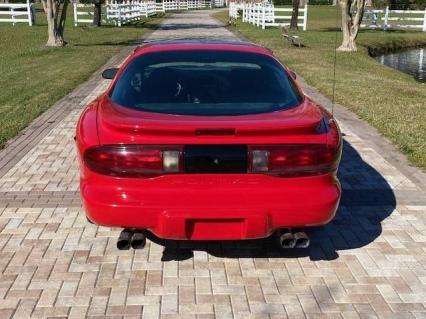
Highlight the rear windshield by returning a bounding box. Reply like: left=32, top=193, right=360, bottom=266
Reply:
left=110, top=50, right=303, bottom=116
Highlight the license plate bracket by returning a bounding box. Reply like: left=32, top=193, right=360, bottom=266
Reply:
left=183, top=145, right=247, bottom=173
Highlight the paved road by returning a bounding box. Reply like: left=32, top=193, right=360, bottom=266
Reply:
left=1, top=10, right=426, bottom=319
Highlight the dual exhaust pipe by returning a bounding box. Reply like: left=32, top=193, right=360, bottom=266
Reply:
left=117, top=228, right=309, bottom=250
left=277, top=229, right=310, bottom=249
left=117, top=229, right=146, bottom=250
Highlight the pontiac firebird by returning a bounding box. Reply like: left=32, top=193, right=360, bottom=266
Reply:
left=76, top=41, right=342, bottom=248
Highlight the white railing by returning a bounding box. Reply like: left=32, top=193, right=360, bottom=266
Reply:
left=235, top=2, right=307, bottom=30
left=188, top=0, right=209, bottom=9
left=0, top=0, right=33, bottom=26
left=156, top=0, right=215, bottom=12
left=106, top=0, right=156, bottom=26
left=229, top=1, right=244, bottom=18
left=73, top=3, right=95, bottom=26
left=362, top=6, right=426, bottom=32
left=212, top=0, right=224, bottom=8
left=73, top=0, right=223, bottom=27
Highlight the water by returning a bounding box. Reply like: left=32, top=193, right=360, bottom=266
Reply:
left=374, top=47, right=425, bottom=83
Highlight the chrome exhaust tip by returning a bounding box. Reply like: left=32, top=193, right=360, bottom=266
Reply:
left=278, top=230, right=296, bottom=249
left=117, top=228, right=133, bottom=250
left=294, top=231, right=310, bottom=248
left=130, top=231, right=146, bottom=249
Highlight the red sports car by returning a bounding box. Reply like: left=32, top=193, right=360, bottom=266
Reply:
left=76, top=41, right=342, bottom=250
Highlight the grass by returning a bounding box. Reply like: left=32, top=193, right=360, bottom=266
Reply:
left=0, top=8, right=163, bottom=148
left=215, top=6, right=426, bottom=169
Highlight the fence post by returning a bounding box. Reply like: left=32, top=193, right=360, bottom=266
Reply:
left=261, top=4, right=265, bottom=29
left=11, top=6, right=15, bottom=26
left=255, top=4, right=258, bottom=26
left=303, top=4, right=307, bottom=31
left=255, top=4, right=257, bottom=26
left=143, top=1, right=145, bottom=18
left=73, top=2, right=78, bottom=26
left=257, top=4, right=261, bottom=27
left=118, top=3, right=121, bottom=27
left=423, top=8, right=426, bottom=32
left=384, top=6, right=389, bottom=30
left=26, top=0, right=32, bottom=26
left=257, top=4, right=260, bottom=27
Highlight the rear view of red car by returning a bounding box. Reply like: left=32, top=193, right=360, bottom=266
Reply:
left=76, top=41, right=342, bottom=250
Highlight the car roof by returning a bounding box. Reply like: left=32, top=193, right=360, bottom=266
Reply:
left=132, top=39, right=274, bottom=57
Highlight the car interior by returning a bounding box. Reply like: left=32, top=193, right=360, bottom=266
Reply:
left=118, top=65, right=294, bottom=105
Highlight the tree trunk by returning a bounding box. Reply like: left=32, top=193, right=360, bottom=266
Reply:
left=339, top=0, right=356, bottom=51
left=93, top=1, right=102, bottom=27
left=337, top=0, right=366, bottom=52
left=42, top=0, right=68, bottom=47
left=290, top=0, right=300, bottom=30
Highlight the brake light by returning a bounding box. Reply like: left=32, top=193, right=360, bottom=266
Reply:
left=83, top=145, right=182, bottom=177
left=249, top=117, right=341, bottom=176
left=249, top=144, right=339, bottom=176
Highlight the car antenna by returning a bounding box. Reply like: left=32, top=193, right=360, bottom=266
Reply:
left=331, top=3, right=339, bottom=118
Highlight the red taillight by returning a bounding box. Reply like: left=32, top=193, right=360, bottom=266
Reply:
left=249, top=144, right=340, bottom=176
left=84, top=145, right=182, bottom=177
left=249, top=114, right=341, bottom=176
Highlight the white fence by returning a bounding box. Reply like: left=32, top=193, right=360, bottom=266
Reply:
left=73, top=0, right=223, bottom=26
left=213, top=0, right=224, bottom=7
left=73, top=3, right=95, bottom=26
left=229, top=1, right=243, bottom=18
left=106, top=0, right=156, bottom=26
left=230, top=2, right=308, bottom=30
left=155, top=0, right=224, bottom=12
left=188, top=0, right=210, bottom=9
left=0, top=0, right=33, bottom=26
left=362, top=6, right=426, bottom=31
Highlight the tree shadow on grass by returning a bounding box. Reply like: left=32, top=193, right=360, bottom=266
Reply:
left=157, top=23, right=226, bottom=30
left=72, top=36, right=240, bottom=47
left=146, top=140, right=396, bottom=261
left=72, top=39, right=144, bottom=47
left=319, top=27, right=409, bottom=34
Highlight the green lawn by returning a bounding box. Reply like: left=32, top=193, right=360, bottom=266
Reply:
left=0, top=9, right=163, bottom=148
left=215, top=6, right=426, bottom=170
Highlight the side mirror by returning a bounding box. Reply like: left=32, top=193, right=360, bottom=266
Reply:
left=102, top=68, right=119, bottom=80
left=289, top=70, right=297, bottom=80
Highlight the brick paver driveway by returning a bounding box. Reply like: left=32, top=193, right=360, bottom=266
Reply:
left=1, top=10, right=426, bottom=319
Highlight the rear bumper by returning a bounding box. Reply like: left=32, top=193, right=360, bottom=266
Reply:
left=81, top=173, right=341, bottom=240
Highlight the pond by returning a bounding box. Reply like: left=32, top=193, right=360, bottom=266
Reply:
left=374, top=47, right=425, bottom=83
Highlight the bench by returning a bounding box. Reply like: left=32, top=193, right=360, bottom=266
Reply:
left=281, top=25, right=302, bottom=47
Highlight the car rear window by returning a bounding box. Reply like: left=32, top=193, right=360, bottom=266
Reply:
left=110, top=49, right=303, bottom=116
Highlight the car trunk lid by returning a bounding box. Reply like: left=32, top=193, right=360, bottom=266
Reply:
left=97, top=97, right=325, bottom=145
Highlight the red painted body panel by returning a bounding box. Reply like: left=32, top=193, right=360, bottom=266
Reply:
left=76, top=42, right=342, bottom=240
left=81, top=171, right=340, bottom=240
left=97, top=96, right=325, bottom=145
